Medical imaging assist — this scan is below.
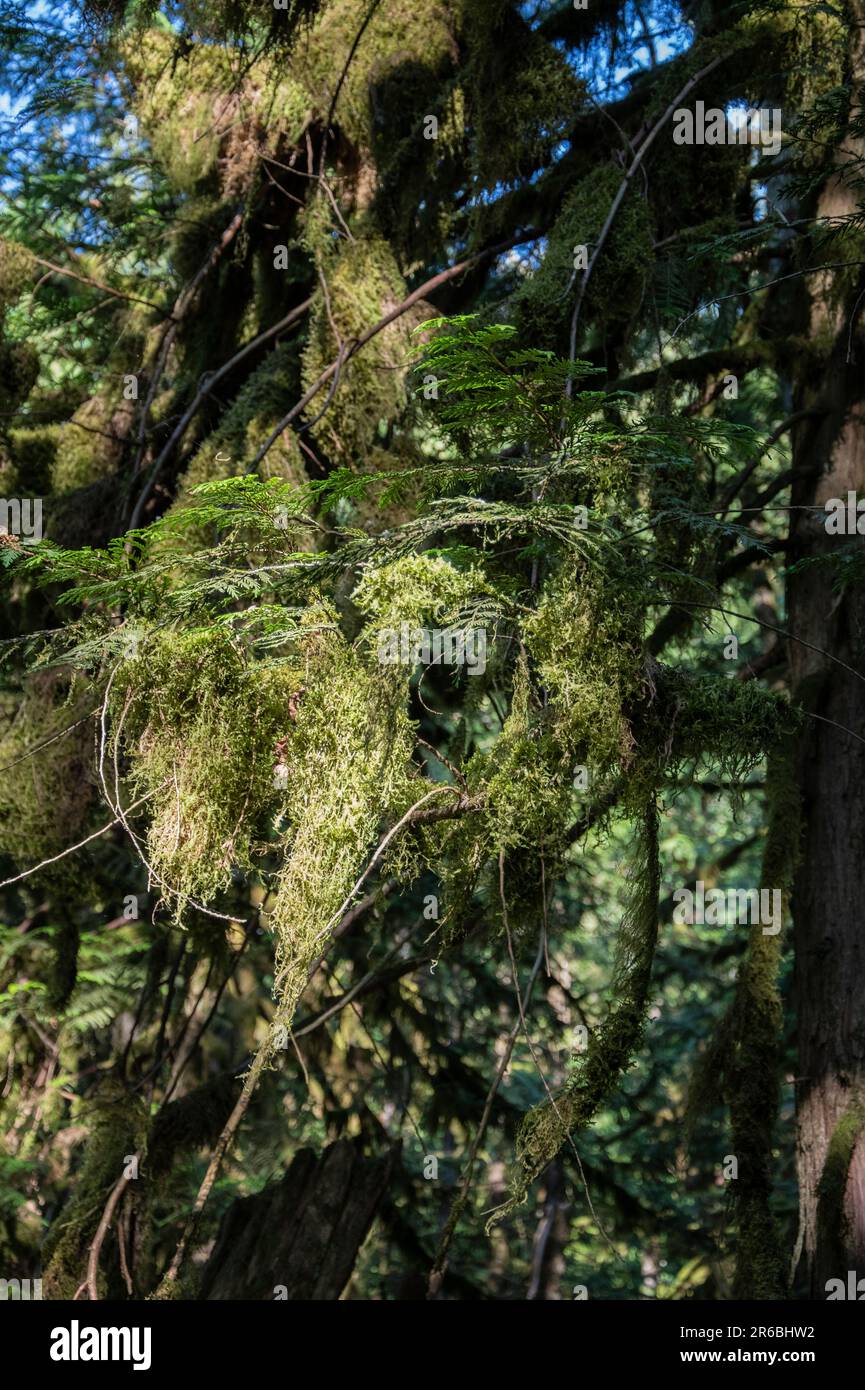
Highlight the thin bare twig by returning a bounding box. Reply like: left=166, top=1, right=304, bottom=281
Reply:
left=566, top=56, right=725, bottom=390
left=33, top=256, right=165, bottom=313
left=0, top=784, right=164, bottom=890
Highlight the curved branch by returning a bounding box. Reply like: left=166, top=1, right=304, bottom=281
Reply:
left=249, top=233, right=539, bottom=470
left=127, top=295, right=313, bottom=531
left=86, top=1171, right=132, bottom=1301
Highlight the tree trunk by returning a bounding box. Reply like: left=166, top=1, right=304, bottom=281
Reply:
left=526, top=1160, right=570, bottom=1299
left=198, top=1138, right=398, bottom=1300
left=788, top=107, right=865, bottom=1287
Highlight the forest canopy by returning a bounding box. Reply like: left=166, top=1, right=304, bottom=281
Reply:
left=1, top=0, right=864, bottom=1305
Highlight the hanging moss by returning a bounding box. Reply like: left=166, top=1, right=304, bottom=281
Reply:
left=458, top=661, right=576, bottom=937
left=123, top=30, right=310, bottom=199
left=300, top=0, right=458, bottom=155
left=480, top=657, right=568, bottom=855
left=0, top=673, right=95, bottom=888
left=512, top=164, right=654, bottom=353
left=370, top=70, right=465, bottom=261
left=353, top=551, right=512, bottom=935
left=523, top=558, right=645, bottom=788
left=352, top=550, right=490, bottom=630
left=461, top=0, right=583, bottom=193
left=86, top=0, right=321, bottom=43
left=267, top=626, right=417, bottom=1027
left=300, top=233, right=418, bottom=464
left=115, top=627, right=307, bottom=912
left=731, top=1, right=846, bottom=116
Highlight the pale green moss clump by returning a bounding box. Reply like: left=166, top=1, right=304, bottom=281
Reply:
left=524, top=560, right=644, bottom=782
left=0, top=673, right=95, bottom=877
left=52, top=395, right=134, bottom=493
left=115, top=627, right=306, bottom=910
left=352, top=551, right=490, bottom=630
left=268, top=627, right=417, bottom=1021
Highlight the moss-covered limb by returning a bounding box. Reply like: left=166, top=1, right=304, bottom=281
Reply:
left=687, top=736, right=801, bottom=1298
left=52, top=394, right=136, bottom=494
left=611, top=345, right=774, bottom=397
left=122, top=30, right=311, bottom=201
left=147, top=1073, right=240, bottom=1178
left=42, top=1081, right=149, bottom=1299
left=567, top=51, right=730, bottom=359
left=815, top=1097, right=865, bottom=1280
left=490, top=803, right=661, bottom=1226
